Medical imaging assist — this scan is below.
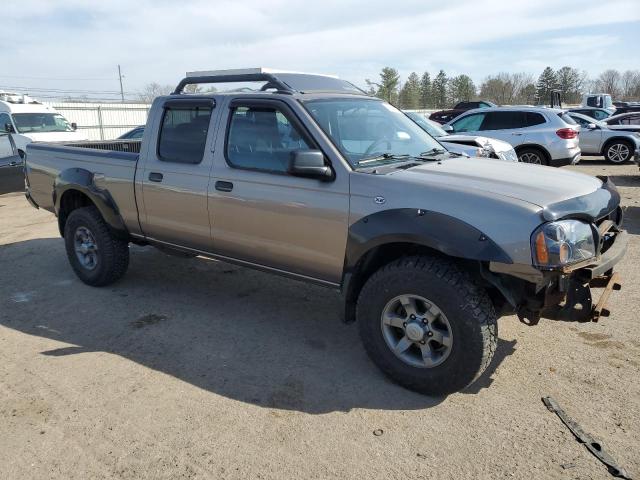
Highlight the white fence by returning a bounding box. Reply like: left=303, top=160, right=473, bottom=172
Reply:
left=44, top=102, right=151, bottom=141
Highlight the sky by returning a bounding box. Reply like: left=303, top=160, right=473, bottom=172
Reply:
left=1, top=0, right=639, bottom=101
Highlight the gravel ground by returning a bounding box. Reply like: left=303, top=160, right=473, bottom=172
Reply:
left=1, top=158, right=639, bottom=479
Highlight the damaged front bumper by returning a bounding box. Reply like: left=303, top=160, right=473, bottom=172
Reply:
left=530, top=228, right=628, bottom=324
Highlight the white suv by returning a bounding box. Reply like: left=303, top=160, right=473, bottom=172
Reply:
left=0, top=92, right=87, bottom=157
left=443, top=107, right=581, bottom=166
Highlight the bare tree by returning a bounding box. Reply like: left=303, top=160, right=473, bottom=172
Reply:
left=138, top=82, right=173, bottom=103
left=595, top=69, right=621, bottom=97
left=621, top=70, right=640, bottom=100
left=480, top=72, right=534, bottom=105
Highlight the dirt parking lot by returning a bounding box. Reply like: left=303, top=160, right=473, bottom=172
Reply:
left=1, top=159, right=639, bottom=479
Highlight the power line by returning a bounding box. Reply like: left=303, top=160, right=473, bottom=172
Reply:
left=0, top=84, right=135, bottom=95
left=0, top=74, right=113, bottom=81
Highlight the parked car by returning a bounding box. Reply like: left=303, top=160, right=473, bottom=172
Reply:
left=0, top=92, right=87, bottom=157
left=566, top=107, right=611, bottom=121
left=581, top=93, right=615, bottom=114
left=404, top=112, right=518, bottom=161
left=604, top=112, right=640, bottom=134
left=614, top=104, right=640, bottom=115
left=0, top=133, right=24, bottom=194
left=118, top=126, right=145, bottom=139
left=429, top=100, right=496, bottom=124
left=443, top=106, right=581, bottom=166
left=567, top=112, right=640, bottom=163
left=25, top=68, right=627, bottom=396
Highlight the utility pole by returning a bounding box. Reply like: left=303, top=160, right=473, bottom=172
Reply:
left=117, top=64, right=125, bottom=102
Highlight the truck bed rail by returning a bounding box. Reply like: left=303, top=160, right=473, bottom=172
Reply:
left=64, top=140, right=141, bottom=154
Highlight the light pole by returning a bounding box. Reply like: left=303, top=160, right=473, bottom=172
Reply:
left=117, top=65, right=125, bottom=102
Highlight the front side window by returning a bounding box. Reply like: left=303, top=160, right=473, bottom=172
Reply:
left=303, top=98, right=442, bottom=166
left=593, top=110, right=609, bottom=120
left=451, top=113, right=486, bottom=132
left=226, top=105, right=311, bottom=173
left=158, top=105, right=212, bottom=164
left=12, top=113, right=73, bottom=133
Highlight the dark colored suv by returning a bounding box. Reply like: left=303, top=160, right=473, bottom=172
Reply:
left=429, top=100, right=495, bottom=124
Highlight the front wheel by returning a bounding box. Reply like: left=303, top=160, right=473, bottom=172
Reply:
left=64, top=206, right=129, bottom=286
left=517, top=147, right=546, bottom=165
left=604, top=140, right=633, bottom=164
left=356, top=256, right=497, bottom=396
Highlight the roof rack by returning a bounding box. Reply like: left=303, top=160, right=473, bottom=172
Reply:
left=172, top=67, right=366, bottom=96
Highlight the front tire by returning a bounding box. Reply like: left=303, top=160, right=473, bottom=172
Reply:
left=604, top=140, right=633, bottom=164
left=356, top=256, right=497, bottom=396
left=64, top=206, right=129, bottom=286
left=517, top=147, right=547, bottom=165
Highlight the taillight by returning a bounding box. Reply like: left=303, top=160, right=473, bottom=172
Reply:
left=556, top=128, right=578, bottom=139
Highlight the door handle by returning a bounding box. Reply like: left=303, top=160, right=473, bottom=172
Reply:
left=215, top=181, right=234, bottom=192
left=148, top=172, right=163, bottom=182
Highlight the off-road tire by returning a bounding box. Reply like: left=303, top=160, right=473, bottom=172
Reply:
left=357, top=255, right=497, bottom=396
left=603, top=139, right=633, bottom=164
left=517, top=147, right=547, bottom=165
left=64, top=206, right=129, bottom=286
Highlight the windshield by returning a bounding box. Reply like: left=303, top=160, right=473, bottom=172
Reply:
left=13, top=113, right=74, bottom=133
left=405, top=112, right=448, bottom=137
left=303, top=98, right=443, bottom=167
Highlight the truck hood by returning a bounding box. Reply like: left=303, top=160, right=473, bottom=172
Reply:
left=391, top=157, right=603, bottom=210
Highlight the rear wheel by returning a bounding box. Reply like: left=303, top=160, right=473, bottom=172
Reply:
left=604, top=140, right=633, bottom=164
left=517, top=147, right=547, bottom=165
left=64, top=206, right=129, bottom=286
left=356, top=256, right=497, bottom=396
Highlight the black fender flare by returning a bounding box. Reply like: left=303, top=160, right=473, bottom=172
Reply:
left=345, top=208, right=512, bottom=272
left=54, top=168, right=128, bottom=238
left=340, top=208, right=512, bottom=323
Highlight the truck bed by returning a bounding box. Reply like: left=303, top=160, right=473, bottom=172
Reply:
left=25, top=140, right=141, bottom=235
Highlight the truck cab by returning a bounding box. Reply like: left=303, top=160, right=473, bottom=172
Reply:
left=581, top=93, right=615, bottom=114
left=0, top=92, right=87, bottom=156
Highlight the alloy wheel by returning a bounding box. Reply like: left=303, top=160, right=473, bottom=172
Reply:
left=74, top=226, right=99, bottom=270
left=380, top=294, right=453, bottom=368
left=519, top=152, right=542, bottom=164
left=607, top=143, right=630, bottom=163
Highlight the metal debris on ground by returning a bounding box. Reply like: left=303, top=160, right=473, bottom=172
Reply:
left=542, top=396, right=632, bottom=479
left=373, top=429, right=384, bottom=436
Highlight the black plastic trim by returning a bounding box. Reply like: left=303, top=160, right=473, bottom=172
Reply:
left=54, top=168, right=129, bottom=237
left=344, top=208, right=512, bottom=272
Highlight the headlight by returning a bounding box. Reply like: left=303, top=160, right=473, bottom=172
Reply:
left=531, top=220, right=596, bottom=268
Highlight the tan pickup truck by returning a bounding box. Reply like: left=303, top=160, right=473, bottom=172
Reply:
left=24, top=68, right=627, bottom=396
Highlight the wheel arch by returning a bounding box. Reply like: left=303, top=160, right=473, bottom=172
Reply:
left=340, top=209, right=512, bottom=323
left=601, top=137, right=634, bottom=157
left=55, top=168, right=128, bottom=239
left=514, top=144, right=551, bottom=164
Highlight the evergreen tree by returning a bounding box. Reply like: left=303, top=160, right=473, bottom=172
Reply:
left=432, top=70, right=448, bottom=108
left=535, top=67, right=558, bottom=104
left=399, top=72, right=421, bottom=109
left=448, top=74, right=476, bottom=104
left=419, top=72, right=432, bottom=108
left=366, top=67, right=400, bottom=105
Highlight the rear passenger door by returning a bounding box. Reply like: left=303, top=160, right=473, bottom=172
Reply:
left=208, top=98, right=349, bottom=284
left=139, top=98, right=217, bottom=250
left=476, top=111, right=530, bottom=146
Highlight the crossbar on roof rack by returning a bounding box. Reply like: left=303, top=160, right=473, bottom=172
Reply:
left=172, top=69, right=294, bottom=95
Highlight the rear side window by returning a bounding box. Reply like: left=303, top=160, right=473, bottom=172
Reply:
left=558, top=113, right=577, bottom=126
left=158, top=105, right=212, bottom=164
left=480, top=111, right=527, bottom=130
left=226, top=105, right=311, bottom=173
left=525, top=112, right=546, bottom=127
left=451, top=113, right=485, bottom=132
left=0, top=113, right=12, bottom=133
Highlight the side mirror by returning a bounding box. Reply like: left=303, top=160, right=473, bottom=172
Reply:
left=71, top=122, right=77, bottom=131
left=586, top=123, right=597, bottom=130
left=5, top=123, right=15, bottom=134
left=288, top=150, right=334, bottom=181
left=442, top=125, right=454, bottom=133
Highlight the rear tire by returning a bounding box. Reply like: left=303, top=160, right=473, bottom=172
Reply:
left=356, top=256, right=497, bottom=396
left=517, top=147, right=547, bottom=165
left=604, top=140, right=633, bottom=164
left=64, top=206, right=129, bottom=286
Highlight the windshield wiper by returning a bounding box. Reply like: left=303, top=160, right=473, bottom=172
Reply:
left=419, top=147, right=446, bottom=157
left=356, top=153, right=411, bottom=166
